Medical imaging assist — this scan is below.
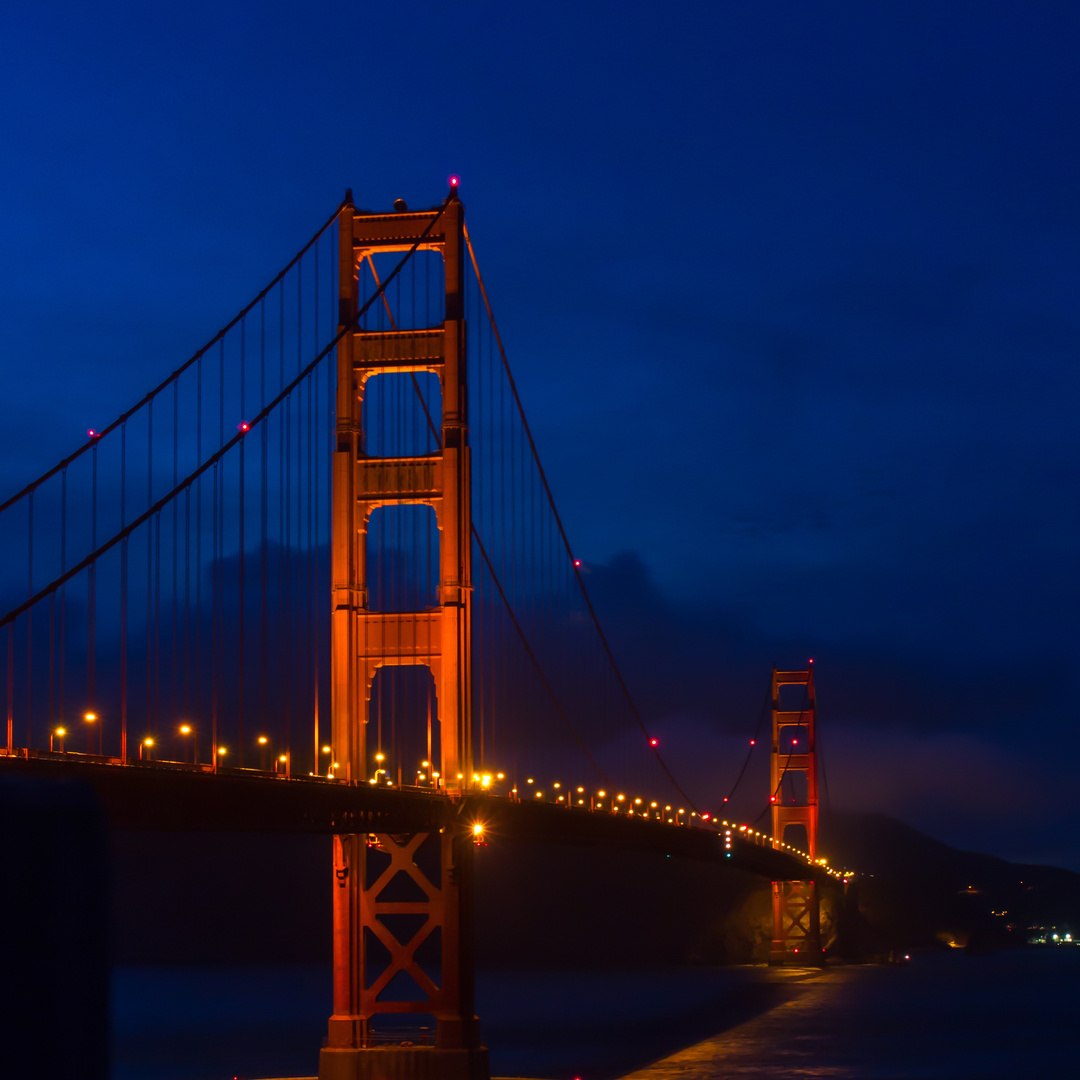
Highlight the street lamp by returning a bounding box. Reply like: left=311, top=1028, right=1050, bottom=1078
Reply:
left=84, top=711, right=101, bottom=755
left=50, top=727, right=66, bottom=752
left=139, top=737, right=154, bottom=761
left=179, top=723, right=195, bottom=764
left=257, top=734, right=269, bottom=770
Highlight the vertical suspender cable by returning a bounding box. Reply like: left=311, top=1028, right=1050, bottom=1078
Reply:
left=212, top=460, right=219, bottom=769
left=27, top=493, right=33, bottom=747
left=121, top=419, right=128, bottom=759
left=88, top=442, right=97, bottom=731
left=239, top=316, right=246, bottom=766
left=172, top=380, right=179, bottom=732
left=6, top=627, right=12, bottom=752
left=147, top=400, right=154, bottom=743
left=59, top=467, right=67, bottom=741
left=311, top=246, right=320, bottom=770
left=195, top=357, right=203, bottom=759
left=260, top=298, right=269, bottom=746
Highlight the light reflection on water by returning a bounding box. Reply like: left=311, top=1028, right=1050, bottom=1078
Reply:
left=110, top=950, right=1080, bottom=1080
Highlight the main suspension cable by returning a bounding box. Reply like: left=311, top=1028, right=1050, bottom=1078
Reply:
left=363, top=252, right=609, bottom=785
left=464, top=225, right=702, bottom=815
left=0, top=199, right=348, bottom=514
left=0, top=195, right=450, bottom=630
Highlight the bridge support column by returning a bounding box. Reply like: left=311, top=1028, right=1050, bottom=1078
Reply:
left=325, top=192, right=486, bottom=1079
left=320, top=829, right=487, bottom=1080
left=768, top=665, right=825, bottom=966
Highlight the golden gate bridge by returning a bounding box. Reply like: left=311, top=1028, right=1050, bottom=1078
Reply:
left=0, top=183, right=850, bottom=1080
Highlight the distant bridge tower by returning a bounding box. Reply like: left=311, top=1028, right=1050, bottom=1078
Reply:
left=322, top=190, right=486, bottom=1080
left=768, top=664, right=823, bottom=965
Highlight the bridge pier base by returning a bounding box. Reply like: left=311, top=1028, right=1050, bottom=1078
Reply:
left=320, top=1046, right=489, bottom=1080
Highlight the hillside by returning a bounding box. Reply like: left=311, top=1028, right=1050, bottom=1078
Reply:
left=820, top=809, right=1080, bottom=953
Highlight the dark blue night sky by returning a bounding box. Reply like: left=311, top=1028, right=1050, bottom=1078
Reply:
left=2, top=2, right=1078, bottom=868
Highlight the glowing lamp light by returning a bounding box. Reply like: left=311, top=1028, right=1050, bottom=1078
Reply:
left=322, top=745, right=331, bottom=754
left=448, top=174, right=460, bottom=188
left=87, top=429, right=99, bottom=439
left=257, top=735, right=268, bottom=745
left=84, top=712, right=98, bottom=723
left=375, top=752, right=385, bottom=762
left=573, top=559, right=581, bottom=567
left=237, top=421, right=251, bottom=433
left=770, top=795, right=776, bottom=803
left=143, top=737, right=154, bottom=747
left=279, top=754, right=287, bottom=762
left=217, top=746, right=226, bottom=756
left=749, top=739, right=755, bottom=746
left=649, top=737, right=658, bottom=746
left=472, top=823, right=485, bottom=837
left=56, top=727, right=66, bottom=737
left=180, top=724, right=192, bottom=735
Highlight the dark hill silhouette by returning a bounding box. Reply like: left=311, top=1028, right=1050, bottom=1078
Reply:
left=820, top=809, right=1080, bottom=954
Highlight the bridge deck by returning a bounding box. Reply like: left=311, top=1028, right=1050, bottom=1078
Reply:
left=0, top=753, right=826, bottom=882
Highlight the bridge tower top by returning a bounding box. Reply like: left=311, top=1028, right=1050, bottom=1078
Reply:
left=331, top=192, right=472, bottom=794
left=770, top=663, right=818, bottom=861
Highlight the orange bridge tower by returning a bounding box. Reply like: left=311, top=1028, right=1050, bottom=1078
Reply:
left=321, top=190, right=486, bottom=1080
left=768, top=663, right=824, bottom=965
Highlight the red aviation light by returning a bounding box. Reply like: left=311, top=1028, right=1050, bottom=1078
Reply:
left=87, top=429, right=99, bottom=439
left=770, top=795, right=777, bottom=803
left=573, top=559, right=582, bottom=567
left=237, top=421, right=251, bottom=433
left=649, top=737, right=658, bottom=746
left=448, top=174, right=460, bottom=188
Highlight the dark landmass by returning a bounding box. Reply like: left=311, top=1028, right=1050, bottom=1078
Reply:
left=820, top=808, right=1080, bottom=956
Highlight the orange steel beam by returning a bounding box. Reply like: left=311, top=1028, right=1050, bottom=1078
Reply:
left=769, top=664, right=824, bottom=966
left=322, top=191, right=487, bottom=1080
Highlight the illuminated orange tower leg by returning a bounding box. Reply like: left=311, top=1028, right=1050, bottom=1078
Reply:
left=321, top=193, right=486, bottom=1080
left=768, top=664, right=823, bottom=966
